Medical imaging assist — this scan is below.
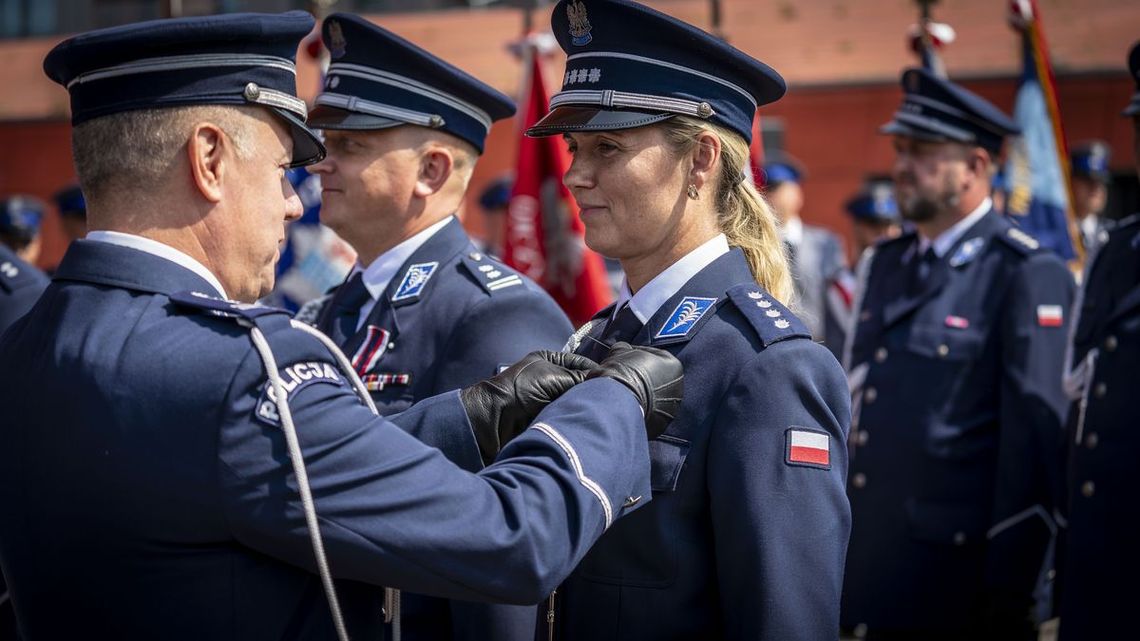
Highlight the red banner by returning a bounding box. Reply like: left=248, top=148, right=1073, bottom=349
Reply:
left=503, top=51, right=612, bottom=325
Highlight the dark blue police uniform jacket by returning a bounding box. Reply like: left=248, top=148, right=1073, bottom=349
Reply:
left=1057, top=214, right=1140, bottom=640
left=550, top=248, right=852, bottom=641
left=305, top=217, right=573, bottom=414
left=0, top=243, right=48, bottom=336
left=843, top=209, right=1074, bottom=637
left=302, top=217, right=573, bottom=641
left=0, top=239, right=653, bottom=641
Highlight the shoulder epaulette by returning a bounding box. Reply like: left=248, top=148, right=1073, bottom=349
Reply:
left=725, top=283, right=811, bottom=348
left=169, top=290, right=291, bottom=325
left=996, top=226, right=1042, bottom=256
left=0, top=257, right=44, bottom=294
left=459, top=251, right=524, bottom=295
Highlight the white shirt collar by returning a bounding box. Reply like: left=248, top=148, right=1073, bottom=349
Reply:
left=85, top=230, right=228, bottom=298
left=922, top=197, right=992, bottom=258
left=781, top=215, right=804, bottom=246
left=615, top=233, right=730, bottom=324
left=355, top=216, right=454, bottom=301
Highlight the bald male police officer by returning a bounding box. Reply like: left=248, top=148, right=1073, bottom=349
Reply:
left=1057, top=40, right=1140, bottom=641
left=0, top=12, right=683, bottom=640
left=842, top=68, right=1074, bottom=639
left=297, top=14, right=573, bottom=641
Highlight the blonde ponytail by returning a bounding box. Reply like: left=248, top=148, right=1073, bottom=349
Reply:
left=662, top=116, right=796, bottom=307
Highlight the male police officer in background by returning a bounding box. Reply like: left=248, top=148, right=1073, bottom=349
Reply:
left=1068, top=140, right=1113, bottom=254
left=297, top=14, right=572, bottom=641
left=1057, top=40, right=1140, bottom=641
left=0, top=199, right=48, bottom=337
left=764, top=154, right=848, bottom=343
left=0, top=12, right=684, bottom=640
left=842, top=68, right=1074, bottom=639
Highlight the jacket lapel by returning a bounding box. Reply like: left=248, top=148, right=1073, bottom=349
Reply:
left=643, top=249, right=754, bottom=347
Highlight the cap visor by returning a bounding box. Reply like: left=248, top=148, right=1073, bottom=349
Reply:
left=525, top=106, right=674, bottom=137
left=1123, top=94, right=1140, bottom=117
left=273, top=108, right=326, bottom=168
left=880, top=119, right=960, bottom=145
left=307, top=104, right=404, bottom=131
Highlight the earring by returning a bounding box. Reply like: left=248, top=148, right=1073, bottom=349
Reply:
left=687, top=184, right=699, bottom=200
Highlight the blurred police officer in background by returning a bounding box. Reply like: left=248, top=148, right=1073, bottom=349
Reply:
left=527, top=1, right=851, bottom=638
left=0, top=199, right=48, bottom=337
left=825, top=182, right=902, bottom=361
left=0, top=11, right=684, bottom=640
left=297, top=13, right=573, bottom=641
left=842, top=67, right=1074, bottom=640
left=1068, top=140, right=1113, bottom=254
left=52, top=184, right=87, bottom=244
left=764, top=153, right=848, bottom=342
left=0, top=196, right=45, bottom=266
left=1056, top=39, right=1140, bottom=641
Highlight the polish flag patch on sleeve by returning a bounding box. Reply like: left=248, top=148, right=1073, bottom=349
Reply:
left=786, top=428, right=831, bottom=469
left=1036, top=305, right=1063, bottom=327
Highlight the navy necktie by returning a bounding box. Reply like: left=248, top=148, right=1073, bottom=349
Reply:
left=329, top=272, right=371, bottom=346
left=907, top=247, right=940, bottom=298
left=579, top=304, right=644, bottom=362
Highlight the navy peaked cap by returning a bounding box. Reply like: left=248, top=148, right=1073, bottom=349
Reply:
left=526, top=0, right=785, bottom=144
left=845, top=183, right=899, bottom=223
left=43, top=11, right=324, bottom=167
left=0, top=196, right=45, bottom=241
left=310, top=13, right=515, bottom=154
left=54, top=185, right=87, bottom=217
left=1070, top=140, right=1111, bottom=182
left=762, top=154, right=805, bottom=185
left=881, top=67, right=1019, bottom=154
left=1125, top=41, right=1140, bottom=116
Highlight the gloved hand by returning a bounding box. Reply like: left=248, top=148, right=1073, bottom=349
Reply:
left=461, top=351, right=598, bottom=465
left=586, top=342, right=683, bottom=439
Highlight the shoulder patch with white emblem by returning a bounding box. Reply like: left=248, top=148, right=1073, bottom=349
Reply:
left=655, top=296, right=717, bottom=339
left=392, top=262, right=439, bottom=301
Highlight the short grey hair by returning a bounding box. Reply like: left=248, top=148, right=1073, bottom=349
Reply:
left=72, top=105, right=258, bottom=200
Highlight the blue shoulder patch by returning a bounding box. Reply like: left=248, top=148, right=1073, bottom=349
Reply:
left=726, top=284, right=811, bottom=348
left=654, top=296, right=718, bottom=340
left=392, top=262, right=439, bottom=302
left=460, top=251, right=524, bottom=295
left=169, top=290, right=290, bottom=322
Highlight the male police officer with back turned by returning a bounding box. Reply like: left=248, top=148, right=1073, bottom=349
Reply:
left=1056, top=40, right=1140, bottom=641
left=0, top=12, right=684, bottom=640
left=842, top=67, right=1074, bottom=640
left=296, top=14, right=573, bottom=641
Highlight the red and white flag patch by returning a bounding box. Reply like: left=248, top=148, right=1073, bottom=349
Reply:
left=1036, top=305, right=1063, bottom=327
left=786, top=428, right=831, bottom=469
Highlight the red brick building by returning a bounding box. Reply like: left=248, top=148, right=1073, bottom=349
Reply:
left=1, top=0, right=1136, bottom=268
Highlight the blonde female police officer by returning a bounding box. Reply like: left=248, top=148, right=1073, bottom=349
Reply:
left=526, top=2, right=852, bottom=639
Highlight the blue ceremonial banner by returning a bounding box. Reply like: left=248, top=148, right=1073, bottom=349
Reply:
left=1003, top=1, right=1079, bottom=263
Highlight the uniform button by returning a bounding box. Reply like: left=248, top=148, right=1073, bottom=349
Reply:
left=874, top=347, right=888, bottom=363
left=937, top=344, right=950, bottom=358
left=1081, top=481, right=1095, bottom=498
left=853, top=623, right=868, bottom=638
left=953, top=531, right=967, bottom=546
left=863, top=387, right=877, bottom=404
left=1093, top=382, right=1107, bottom=398
left=388, top=342, right=396, bottom=350
left=851, top=472, right=867, bottom=489
left=856, top=430, right=870, bottom=446
left=1104, top=335, right=1118, bottom=352
left=1085, top=432, right=1099, bottom=449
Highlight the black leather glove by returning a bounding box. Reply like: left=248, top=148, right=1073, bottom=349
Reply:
left=461, top=351, right=598, bottom=465
left=586, top=342, right=683, bottom=439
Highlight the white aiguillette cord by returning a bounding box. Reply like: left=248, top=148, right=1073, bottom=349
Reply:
left=246, top=319, right=402, bottom=641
